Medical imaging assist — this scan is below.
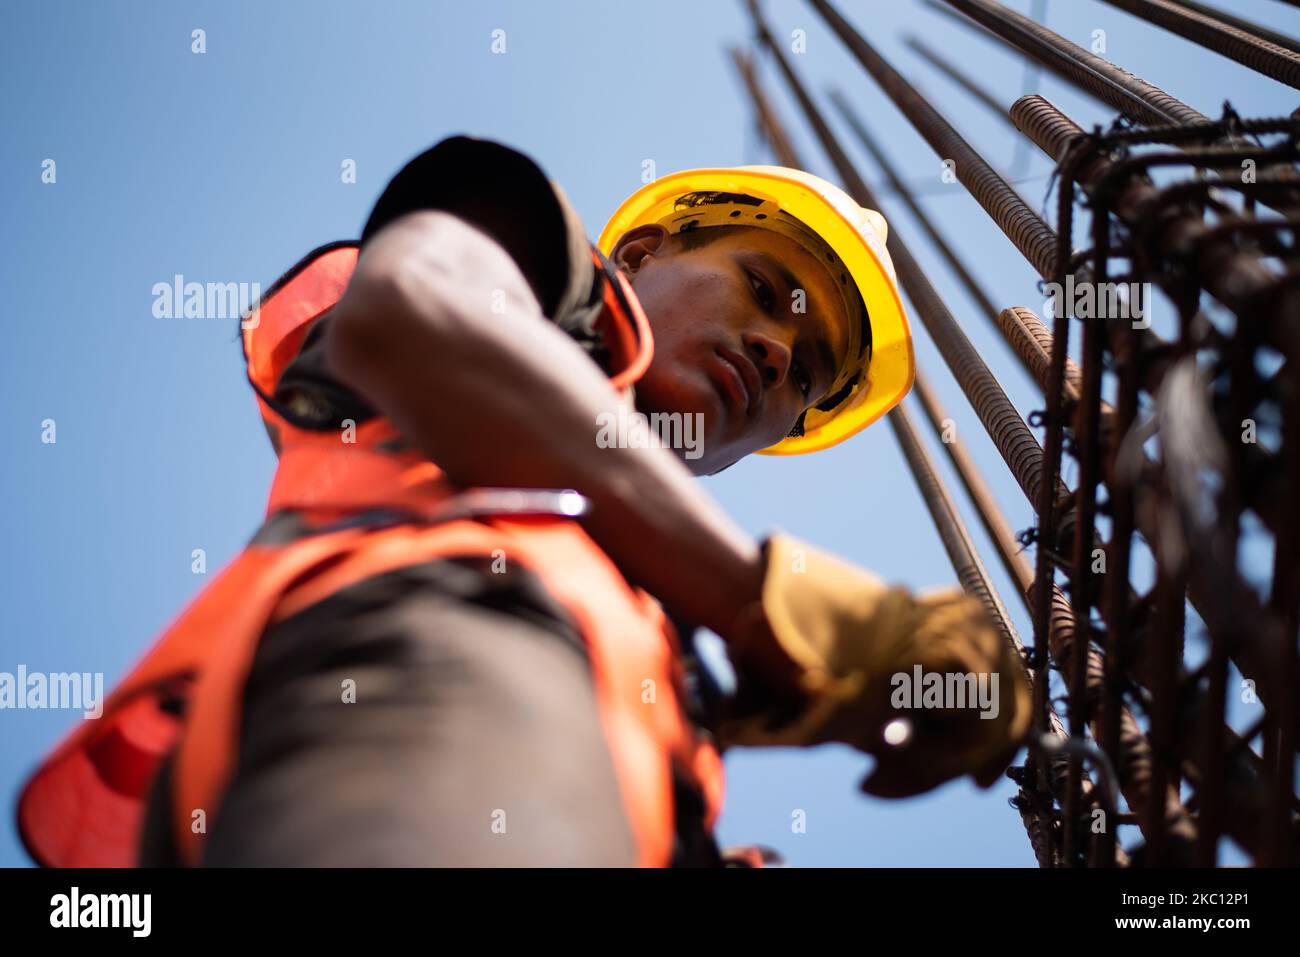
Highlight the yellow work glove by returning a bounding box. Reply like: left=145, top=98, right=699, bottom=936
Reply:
left=718, top=533, right=1032, bottom=799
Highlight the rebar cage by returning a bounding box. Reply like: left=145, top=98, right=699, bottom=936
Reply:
left=737, top=0, right=1300, bottom=867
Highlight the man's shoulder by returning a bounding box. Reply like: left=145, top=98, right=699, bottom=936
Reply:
left=268, top=137, right=608, bottom=428
left=362, top=135, right=598, bottom=323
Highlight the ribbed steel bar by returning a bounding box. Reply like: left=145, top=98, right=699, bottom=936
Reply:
left=889, top=400, right=1027, bottom=662
left=808, top=0, right=1059, bottom=279
left=1098, top=0, right=1300, bottom=89
left=749, top=10, right=1070, bottom=516
left=1264, top=360, right=1299, bottom=865
left=1143, top=553, right=1187, bottom=865
left=1096, top=248, right=1144, bottom=868
left=1038, top=581, right=1199, bottom=862
left=730, top=47, right=805, bottom=169
left=1064, top=199, right=1112, bottom=865
left=826, top=89, right=1005, bottom=341
left=1168, top=0, right=1300, bottom=57
left=943, top=0, right=1209, bottom=126
left=996, top=306, right=1114, bottom=426
left=911, top=373, right=1034, bottom=606
left=904, top=36, right=1018, bottom=128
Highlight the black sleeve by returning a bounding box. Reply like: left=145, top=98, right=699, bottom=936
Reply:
left=273, top=136, right=602, bottom=429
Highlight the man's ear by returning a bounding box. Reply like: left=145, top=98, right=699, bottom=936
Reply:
left=611, top=224, right=671, bottom=275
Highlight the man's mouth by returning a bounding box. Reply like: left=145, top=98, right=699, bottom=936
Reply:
left=712, top=347, right=761, bottom=418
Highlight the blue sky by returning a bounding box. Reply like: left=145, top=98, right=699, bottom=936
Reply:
left=3, top=0, right=1295, bottom=867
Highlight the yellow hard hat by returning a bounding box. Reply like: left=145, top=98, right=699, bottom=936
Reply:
left=598, top=166, right=914, bottom=455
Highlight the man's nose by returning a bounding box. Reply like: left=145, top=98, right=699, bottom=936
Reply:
left=743, top=330, right=793, bottom=391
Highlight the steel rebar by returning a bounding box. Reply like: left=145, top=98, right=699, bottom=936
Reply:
left=1098, top=0, right=1300, bottom=90
left=942, top=0, right=1210, bottom=126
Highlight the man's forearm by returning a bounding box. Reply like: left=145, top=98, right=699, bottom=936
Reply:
left=325, top=211, right=763, bottom=641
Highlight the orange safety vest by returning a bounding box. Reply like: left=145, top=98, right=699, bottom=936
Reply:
left=17, top=241, right=726, bottom=868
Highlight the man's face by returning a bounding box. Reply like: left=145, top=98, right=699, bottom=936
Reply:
left=612, top=224, right=851, bottom=474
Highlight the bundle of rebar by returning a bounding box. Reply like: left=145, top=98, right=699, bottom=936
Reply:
left=735, top=0, right=1300, bottom=867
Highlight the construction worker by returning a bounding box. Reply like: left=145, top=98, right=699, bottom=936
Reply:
left=17, top=135, right=1030, bottom=868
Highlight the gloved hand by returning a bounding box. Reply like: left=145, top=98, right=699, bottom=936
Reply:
left=717, top=533, right=1032, bottom=798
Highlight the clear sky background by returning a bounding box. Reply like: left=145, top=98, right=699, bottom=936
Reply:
left=3, top=0, right=1295, bottom=867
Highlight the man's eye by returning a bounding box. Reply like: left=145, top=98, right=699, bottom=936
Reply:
left=746, top=269, right=774, bottom=311
left=793, top=362, right=812, bottom=398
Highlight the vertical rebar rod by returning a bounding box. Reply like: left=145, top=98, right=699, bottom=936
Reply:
left=826, top=89, right=1005, bottom=337
left=807, top=0, right=1060, bottom=278
left=911, top=373, right=1035, bottom=607
left=730, top=47, right=805, bottom=168
left=888, top=401, right=1028, bottom=664
left=1166, top=0, right=1300, bottom=57
left=1143, top=549, right=1189, bottom=865
left=1097, top=0, right=1300, bottom=89
left=1073, top=189, right=1112, bottom=866
left=942, top=0, right=1211, bottom=126
left=1265, top=363, right=1300, bottom=865
left=904, top=36, right=1019, bottom=128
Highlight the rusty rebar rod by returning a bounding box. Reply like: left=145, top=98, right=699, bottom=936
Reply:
left=730, top=47, right=804, bottom=169
left=941, top=0, right=1210, bottom=126
left=996, top=306, right=1115, bottom=427
left=1037, top=581, right=1200, bottom=862
left=911, top=374, right=1035, bottom=605
left=826, top=88, right=1006, bottom=338
left=1098, top=0, right=1300, bottom=89
left=1167, top=0, right=1300, bottom=57
left=889, top=400, right=1028, bottom=662
left=904, top=36, right=1018, bottom=128
left=807, top=0, right=1059, bottom=279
